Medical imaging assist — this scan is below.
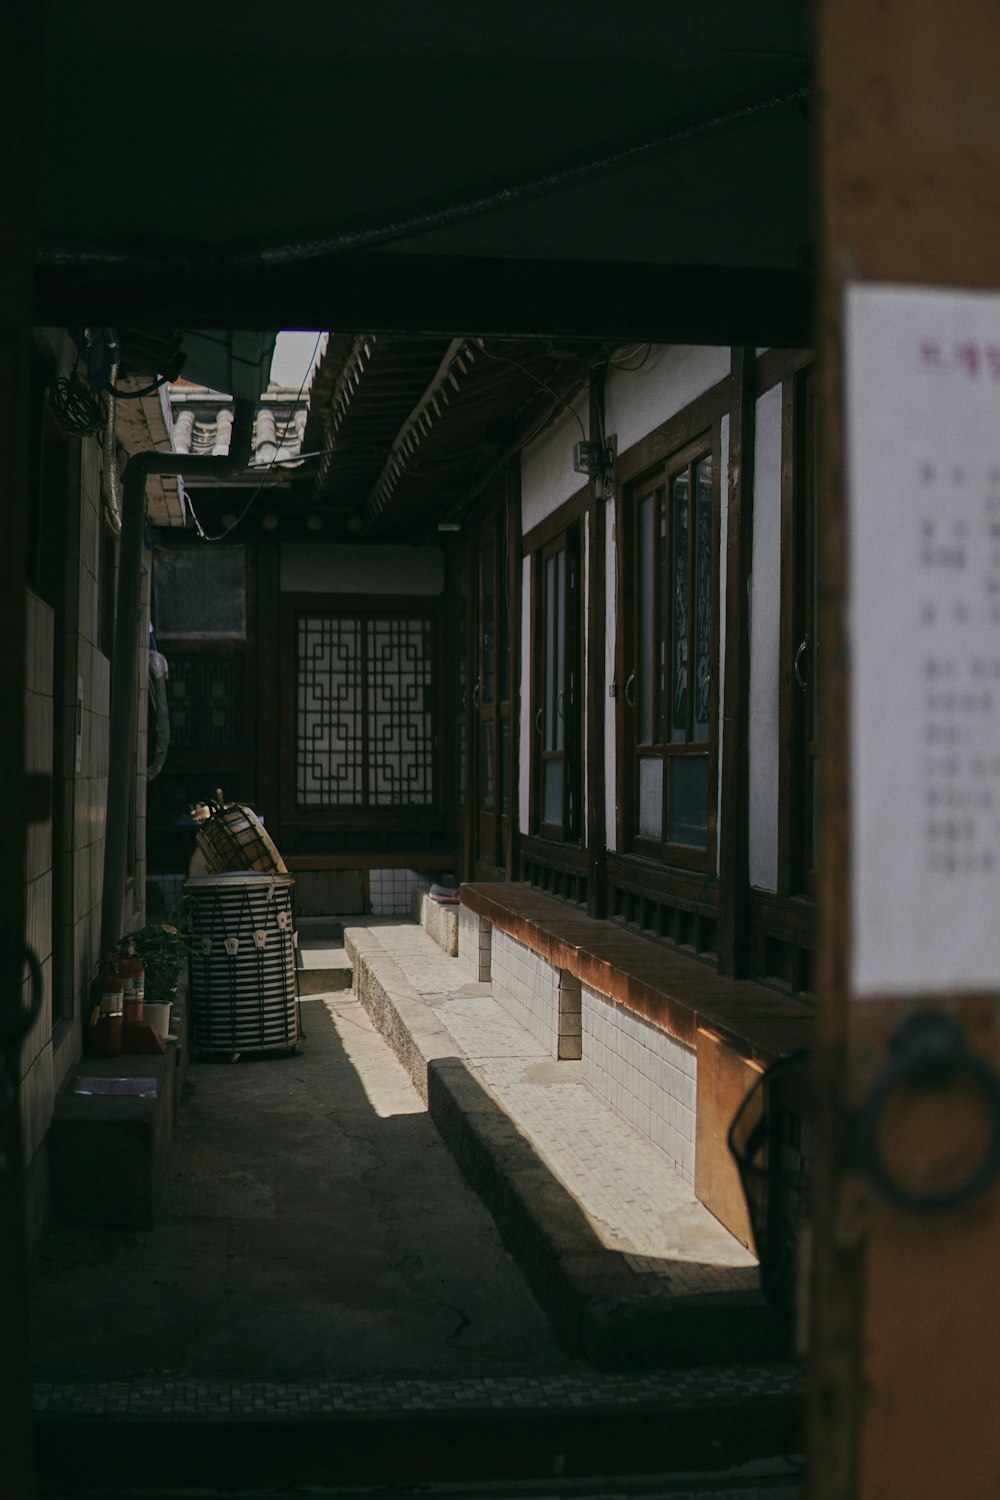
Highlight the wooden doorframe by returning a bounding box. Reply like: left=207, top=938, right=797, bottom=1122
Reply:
left=812, top=3, right=1000, bottom=1496
left=0, top=6, right=43, bottom=1494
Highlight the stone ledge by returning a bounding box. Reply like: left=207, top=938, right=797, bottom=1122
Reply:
left=48, top=1050, right=176, bottom=1230
left=347, top=925, right=783, bottom=1368
left=411, top=888, right=459, bottom=957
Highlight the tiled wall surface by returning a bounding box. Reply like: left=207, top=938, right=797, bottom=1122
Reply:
left=582, top=985, right=697, bottom=1183
left=21, top=421, right=119, bottom=1239
left=491, top=930, right=561, bottom=1056
left=22, top=589, right=56, bottom=1170
left=458, top=905, right=491, bottom=981
left=369, top=868, right=426, bottom=915
left=557, top=970, right=582, bottom=1060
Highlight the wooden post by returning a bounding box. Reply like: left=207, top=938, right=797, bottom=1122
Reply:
left=586, top=368, right=608, bottom=919
left=717, top=347, right=755, bottom=976
left=811, top=2, right=1000, bottom=1495
left=0, top=5, right=42, bottom=1494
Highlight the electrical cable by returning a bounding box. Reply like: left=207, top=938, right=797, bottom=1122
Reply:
left=102, top=357, right=123, bottom=535
left=50, top=365, right=105, bottom=437
left=473, top=341, right=588, bottom=443
left=607, top=342, right=653, bottom=371
left=107, top=374, right=169, bottom=400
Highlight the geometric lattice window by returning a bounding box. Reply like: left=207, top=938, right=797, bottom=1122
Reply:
left=167, top=654, right=243, bottom=754
left=296, top=613, right=435, bottom=808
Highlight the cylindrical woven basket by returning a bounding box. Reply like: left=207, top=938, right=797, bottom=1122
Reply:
left=196, top=803, right=287, bottom=875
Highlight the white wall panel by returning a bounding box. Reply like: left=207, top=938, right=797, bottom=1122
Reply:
left=520, top=396, right=589, bottom=536
left=519, top=555, right=532, bottom=832
left=281, top=544, right=444, bottom=594
left=605, top=345, right=729, bottom=459
left=749, top=384, right=783, bottom=892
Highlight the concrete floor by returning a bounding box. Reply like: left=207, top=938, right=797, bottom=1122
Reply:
left=30, top=991, right=579, bottom=1384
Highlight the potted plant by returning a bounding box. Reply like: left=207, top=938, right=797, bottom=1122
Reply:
left=118, top=901, right=191, bottom=1039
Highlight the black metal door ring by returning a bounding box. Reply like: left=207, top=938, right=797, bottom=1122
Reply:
left=859, top=1012, right=1000, bottom=1213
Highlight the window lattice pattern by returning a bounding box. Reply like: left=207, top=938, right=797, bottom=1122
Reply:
left=297, top=616, right=363, bottom=805
left=367, top=618, right=434, bottom=806
left=296, top=615, right=435, bottom=809
left=167, top=654, right=242, bottom=753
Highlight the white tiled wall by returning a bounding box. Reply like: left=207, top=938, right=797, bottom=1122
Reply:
left=557, top=970, right=582, bottom=1060
left=582, top=985, right=697, bottom=1183
left=458, top=904, right=491, bottom=981
left=491, top=930, right=561, bottom=1056
left=369, top=868, right=425, bottom=914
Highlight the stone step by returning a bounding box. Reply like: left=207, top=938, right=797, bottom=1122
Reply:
left=296, top=917, right=354, bottom=993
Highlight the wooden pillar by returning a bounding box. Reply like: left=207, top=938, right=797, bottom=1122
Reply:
left=586, top=368, right=608, bottom=919
left=0, top=5, right=42, bottom=1495
left=717, top=347, right=755, bottom=976
left=505, top=465, right=522, bottom=882
left=811, top=3, right=1000, bottom=1496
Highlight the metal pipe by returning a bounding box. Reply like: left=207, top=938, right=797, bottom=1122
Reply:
left=98, top=401, right=255, bottom=955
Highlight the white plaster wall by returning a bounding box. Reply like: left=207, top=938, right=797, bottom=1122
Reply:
left=604, top=495, right=618, bottom=851
left=748, top=385, right=783, bottom=893
left=280, top=543, right=444, bottom=595
left=717, top=411, right=730, bottom=877
left=605, top=345, right=730, bottom=458
left=520, top=394, right=589, bottom=536
left=582, top=986, right=697, bottom=1182
left=519, top=555, right=531, bottom=832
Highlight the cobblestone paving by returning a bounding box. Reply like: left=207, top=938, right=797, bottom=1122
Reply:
left=34, top=1361, right=801, bottom=1416
left=361, top=925, right=757, bottom=1285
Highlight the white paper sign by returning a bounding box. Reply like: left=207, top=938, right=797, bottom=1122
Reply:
left=847, top=283, right=1000, bottom=995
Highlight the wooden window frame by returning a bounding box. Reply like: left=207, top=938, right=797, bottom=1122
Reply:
left=279, top=593, right=446, bottom=843
left=617, top=424, right=722, bottom=874
left=526, top=498, right=585, bottom=847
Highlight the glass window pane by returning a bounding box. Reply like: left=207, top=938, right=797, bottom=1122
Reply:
left=670, top=472, right=690, bottom=743
left=155, top=545, right=246, bottom=639
left=555, top=549, right=566, bottom=752
left=638, top=755, right=663, bottom=840
left=637, top=494, right=655, bottom=744
left=457, top=560, right=468, bottom=803
left=544, top=555, right=556, bottom=750
left=693, top=456, right=713, bottom=740
left=667, top=754, right=709, bottom=848
left=544, top=759, right=563, bottom=825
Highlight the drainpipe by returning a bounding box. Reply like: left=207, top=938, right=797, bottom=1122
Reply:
left=99, top=400, right=255, bottom=956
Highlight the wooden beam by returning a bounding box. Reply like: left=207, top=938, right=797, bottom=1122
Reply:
left=35, top=256, right=815, bottom=348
